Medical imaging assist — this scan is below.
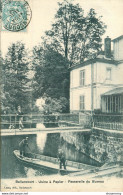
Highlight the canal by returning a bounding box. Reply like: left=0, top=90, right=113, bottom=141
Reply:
left=1, top=132, right=96, bottom=179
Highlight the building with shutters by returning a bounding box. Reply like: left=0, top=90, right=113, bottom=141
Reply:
left=70, top=35, right=123, bottom=114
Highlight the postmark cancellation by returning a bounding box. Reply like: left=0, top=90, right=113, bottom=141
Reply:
left=2, top=0, right=32, bottom=32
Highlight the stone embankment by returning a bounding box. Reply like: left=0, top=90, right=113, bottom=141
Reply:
left=60, top=129, right=123, bottom=164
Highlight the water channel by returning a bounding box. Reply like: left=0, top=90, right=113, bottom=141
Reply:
left=1, top=131, right=98, bottom=179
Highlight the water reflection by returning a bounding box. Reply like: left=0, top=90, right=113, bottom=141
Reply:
left=36, top=133, right=47, bottom=152
left=1, top=132, right=94, bottom=179
left=1, top=135, right=37, bottom=179
left=24, top=167, right=44, bottom=177
left=43, top=133, right=60, bottom=157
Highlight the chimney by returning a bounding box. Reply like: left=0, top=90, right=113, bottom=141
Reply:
left=104, top=36, right=111, bottom=58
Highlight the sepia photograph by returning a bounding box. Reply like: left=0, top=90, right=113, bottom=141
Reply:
left=0, top=0, right=123, bottom=192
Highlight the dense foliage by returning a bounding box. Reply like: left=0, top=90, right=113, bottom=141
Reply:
left=44, top=0, right=106, bottom=65
left=2, top=42, right=31, bottom=113
left=1, top=0, right=106, bottom=114
left=32, top=45, right=69, bottom=112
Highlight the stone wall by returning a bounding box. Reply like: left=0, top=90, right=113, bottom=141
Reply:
left=60, top=129, right=123, bottom=164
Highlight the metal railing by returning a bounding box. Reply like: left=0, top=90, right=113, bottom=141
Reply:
left=1, top=113, right=80, bottom=129
left=2, top=113, right=122, bottom=131
left=79, top=112, right=92, bottom=128
left=93, top=114, right=123, bottom=131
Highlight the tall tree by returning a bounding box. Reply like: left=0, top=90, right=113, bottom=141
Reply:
left=33, top=0, right=106, bottom=113
left=32, top=45, right=69, bottom=112
left=44, top=0, right=106, bottom=65
left=32, top=45, right=69, bottom=99
left=3, top=42, right=31, bottom=113
left=0, top=53, right=6, bottom=113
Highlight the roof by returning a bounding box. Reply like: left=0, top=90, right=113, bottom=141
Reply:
left=70, top=58, right=118, bottom=71
left=102, top=87, right=123, bottom=96
left=112, top=35, right=123, bottom=42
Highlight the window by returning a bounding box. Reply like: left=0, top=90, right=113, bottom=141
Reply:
left=104, top=95, right=121, bottom=113
left=106, top=68, right=112, bottom=80
left=80, top=70, right=85, bottom=86
left=80, top=95, right=85, bottom=110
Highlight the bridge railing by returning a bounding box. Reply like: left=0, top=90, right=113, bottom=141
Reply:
left=93, top=114, right=123, bottom=131
left=79, top=112, right=92, bottom=128
left=58, top=113, right=80, bottom=127
left=1, top=113, right=80, bottom=129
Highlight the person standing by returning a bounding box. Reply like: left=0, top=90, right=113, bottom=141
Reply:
left=19, top=137, right=29, bottom=157
left=17, top=106, right=24, bottom=130
left=57, top=149, right=66, bottom=170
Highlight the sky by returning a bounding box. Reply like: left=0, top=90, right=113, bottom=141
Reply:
left=1, top=0, right=123, bottom=56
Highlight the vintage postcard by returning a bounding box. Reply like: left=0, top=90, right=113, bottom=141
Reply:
left=0, top=0, right=123, bottom=192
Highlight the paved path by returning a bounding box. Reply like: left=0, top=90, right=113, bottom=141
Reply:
left=93, top=127, right=123, bottom=134
left=1, top=127, right=91, bottom=136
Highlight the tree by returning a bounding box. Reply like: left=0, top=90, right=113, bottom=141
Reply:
left=0, top=53, right=6, bottom=113
left=43, top=97, right=69, bottom=114
left=44, top=0, right=106, bottom=65
left=33, top=45, right=69, bottom=96
left=32, top=45, right=70, bottom=112
left=3, top=42, right=31, bottom=113
left=32, top=0, right=106, bottom=113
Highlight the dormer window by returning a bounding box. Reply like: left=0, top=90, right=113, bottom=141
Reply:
left=106, top=68, right=112, bottom=80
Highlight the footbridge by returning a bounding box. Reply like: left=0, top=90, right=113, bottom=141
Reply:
left=1, top=127, right=91, bottom=136
left=1, top=113, right=122, bottom=136
left=1, top=113, right=91, bottom=136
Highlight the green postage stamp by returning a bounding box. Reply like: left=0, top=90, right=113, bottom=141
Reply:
left=2, top=0, right=32, bottom=31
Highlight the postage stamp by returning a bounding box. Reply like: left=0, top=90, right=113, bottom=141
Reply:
left=2, top=0, right=32, bottom=32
